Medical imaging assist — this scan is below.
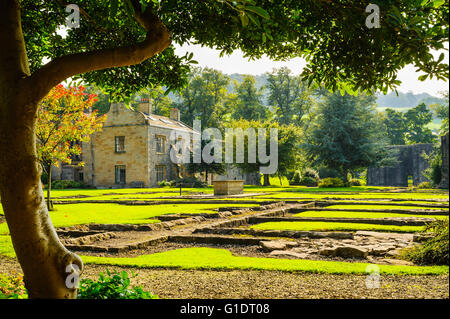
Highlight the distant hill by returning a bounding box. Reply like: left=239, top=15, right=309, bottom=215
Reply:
left=375, top=91, right=445, bottom=109
left=169, top=72, right=445, bottom=110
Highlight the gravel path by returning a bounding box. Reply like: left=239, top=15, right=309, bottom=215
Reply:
left=1, top=255, right=448, bottom=299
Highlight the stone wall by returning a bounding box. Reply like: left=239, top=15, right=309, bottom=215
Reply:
left=439, top=133, right=449, bottom=189
left=367, top=144, right=433, bottom=187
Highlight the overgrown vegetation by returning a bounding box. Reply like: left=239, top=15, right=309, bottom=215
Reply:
left=318, top=177, right=345, bottom=188
left=0, top=273, right=27, bottom=299
left=402, top=219, right=449, bottom=265
left=77, top=269, right=158, bottom=299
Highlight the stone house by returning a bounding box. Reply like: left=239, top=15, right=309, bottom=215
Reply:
left=52, top=101, right=260, bottom=188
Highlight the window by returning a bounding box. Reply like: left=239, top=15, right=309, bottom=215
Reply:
left=115, top=136, right=125, bottom=153
left=115, top=165, right=126, bottom=184
left=156, top=165, right=166, bottom=182
left=156, top=135, right=166, bottom=153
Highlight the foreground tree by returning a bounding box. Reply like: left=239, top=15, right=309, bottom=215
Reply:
left=0, top=0, right=447, bottom=299
left=36, top=85, right=106, bottom=210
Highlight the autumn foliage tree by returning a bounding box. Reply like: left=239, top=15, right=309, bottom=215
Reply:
left=36, top=85, right=106, bottom=209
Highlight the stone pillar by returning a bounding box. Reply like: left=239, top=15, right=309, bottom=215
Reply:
left=439, top=133, right=449, bottom=189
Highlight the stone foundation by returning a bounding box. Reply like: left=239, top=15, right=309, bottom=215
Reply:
left=213, top=180, right=244, bottom=195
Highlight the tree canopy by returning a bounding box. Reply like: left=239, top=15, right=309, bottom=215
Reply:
left=21, top=0, right=449, bottom=102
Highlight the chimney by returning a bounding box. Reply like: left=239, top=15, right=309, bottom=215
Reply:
left=170, top=108, right=180, bottom=121
left=137, top=98, right=152, bottom=114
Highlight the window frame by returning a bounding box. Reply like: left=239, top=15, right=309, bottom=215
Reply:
left=155, top=165, right=166, bottom=182
left=115, top=136, right=126, bottom=153
left=156, top=135, right=166, bottom=154
left=115, top=165, right=126, bottom=184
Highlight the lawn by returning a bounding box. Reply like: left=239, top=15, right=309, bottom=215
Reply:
left=257, top=192, right=449, bottom=200
left=0, top=202, right=258, bottom=235
left=325, top=204, right=448, bottom=210
left=293, top=210, right=449, bottom=220
left=250, top=221, right=424, bottom=233
left=81, top=247, right=448, bottom=275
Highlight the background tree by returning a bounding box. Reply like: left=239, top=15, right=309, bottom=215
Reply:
left=266, top=67, right=315, bottom=126
left=36, top=85, right=106, bottom=210
left=174, top=68, right=231, bottom=128
left=186, top=138, right=226, bottom=184
left=430, top=90, right=449, bottom=136
left=404, top=103, right=435, bottom=144
left=304, top=92, right=394, bottom=183
left=0, top=0, right=447, bottom=298
left=231, top=75, right=268, bottom=121
left=226, top=119, right=300, bottom=186
left=382, top=108, right=407, bottom=145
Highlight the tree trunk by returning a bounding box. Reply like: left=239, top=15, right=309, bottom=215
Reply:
left=0, top=1, right=82, bottom=298
left=263, top=174, right=271, bottom=186
left=0, top=98, right=83, bottom=298
left=47, top=163, right=54, bottom=211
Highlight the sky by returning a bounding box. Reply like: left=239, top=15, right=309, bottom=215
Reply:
left=174, top=43, right=449, bottom=97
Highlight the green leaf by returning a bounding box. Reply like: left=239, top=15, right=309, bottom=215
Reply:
left=122, top=0, right=135, bottom=18
left=245, top=6, right=270, bottom=20
left=240, top=13, right=249, bottom=27
left=431, top=0, right=445, bottom=7
left=246, top=12, right=261, bottom=27
left=110, top=0, right=119, bottom=18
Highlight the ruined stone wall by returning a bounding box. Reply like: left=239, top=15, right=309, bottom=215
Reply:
left=439, top=133, right=449, bottom=189
left=367, top=144, right=433, bottom=187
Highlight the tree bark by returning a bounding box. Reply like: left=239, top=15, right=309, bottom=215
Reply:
left=0, top=0, right=171, bottom=298
left=47, top=163, right=53, bottom=211
left=263, top=174, right=271, bottom=186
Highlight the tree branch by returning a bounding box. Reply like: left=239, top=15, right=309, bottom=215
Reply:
left=25, top=7, right=171, bottom=104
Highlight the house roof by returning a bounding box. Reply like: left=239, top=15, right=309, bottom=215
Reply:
left=139, top=112, right=198, bottom=134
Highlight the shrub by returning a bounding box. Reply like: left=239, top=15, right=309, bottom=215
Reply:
left=0, top=273, right=27, bottom=299
left=173, top=177, right=207, bottom=188
left=402, top=219, right=449, bottom=265
left=52, top=180, right=89, bottom=189
left=299, top=176, right=318, bottom=187
left=318, top=167, right=341, bottom=179
left=158, top=180, right=171, bottom=187
left=417, top=181, right=433, bottom=189
left=302, top=168, right=319, bottom=181
left=349, top=179, right=362, bottom=186
left=77, top=269, right=158, bottom=299
left=289, top=171, right=302, bottom=185
left=318, top=177, right=345, bottom=188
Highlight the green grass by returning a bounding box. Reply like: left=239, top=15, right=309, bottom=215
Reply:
left=326, top=204, right=448, bottom=210
left=0, top=235, right=15, bottom=258
left=293, top=210, right=449, bottom=220
left=257, top=192, right=449, bottom=200
left=80, top=247, right=448, bottom=275
left=251, top=221, right=424, bottom=233
left=1, top=241, right=446, bottom=275
left=0, top=202, right=258, bottom=235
